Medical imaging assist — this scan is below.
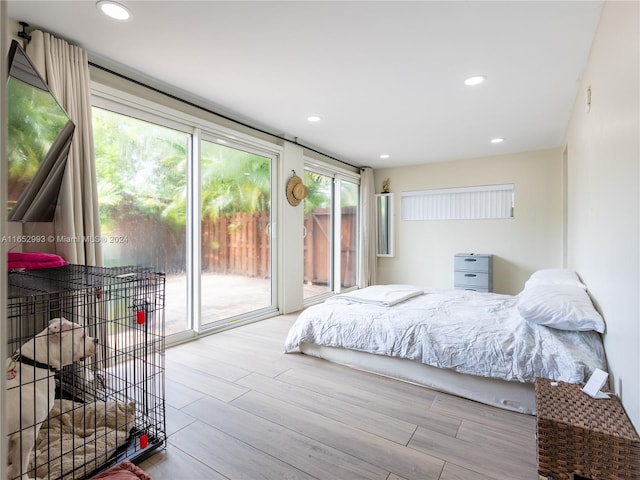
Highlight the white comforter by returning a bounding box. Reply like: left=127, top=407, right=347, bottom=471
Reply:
left=284, top=288, right=606, bottom=384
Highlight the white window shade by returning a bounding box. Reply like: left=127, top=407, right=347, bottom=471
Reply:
left=401, top=184, right=514, bottom=221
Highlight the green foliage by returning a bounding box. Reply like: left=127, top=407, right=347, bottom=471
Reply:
left=93, top=108, right=189, bottom=231
left=92, top=108, right=353, bottom=232
left=7, top=77, right=69, bottom=192
left=303, top=171, right=359, bottom=214
left=200, top=141, right=271, bottom=220
left=303, top=171, right=331, bottom=215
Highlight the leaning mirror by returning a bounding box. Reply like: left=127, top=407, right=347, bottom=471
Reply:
left=7, top=39, right=75, bottom=222
left=376, top=193, right=394, bottom=257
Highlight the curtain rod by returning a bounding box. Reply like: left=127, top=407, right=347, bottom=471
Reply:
left=88, top=61, right=360, bottom=171
left=18, top=21, right=32, bottom=42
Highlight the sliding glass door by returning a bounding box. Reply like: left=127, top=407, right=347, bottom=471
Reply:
left=199, top=139, right=274, bottom=327
left=93, top=102, right=278, bottom=338
left=303, top=171, right=332, bottom=299
left=339, top=179, right=358, bottom=290
left=303, top=166, right=360, bottom=301
left=93, top=107, right=189, bottom=336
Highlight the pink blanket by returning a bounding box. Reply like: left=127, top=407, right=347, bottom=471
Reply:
left=8, top=252, right=68, bottom=271
left=90, top=461, right=152, bottom=480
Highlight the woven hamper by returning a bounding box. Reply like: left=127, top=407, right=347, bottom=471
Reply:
left=535, top=378, right=640, bottom=480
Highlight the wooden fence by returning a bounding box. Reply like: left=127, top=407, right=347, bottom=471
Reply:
left=106, top=208, right=356, bottom=285
left=203, top=207, right=356, bottom=286
left=303, top=206, right=357, bottom=287
left=202, top=211, right=270, bottom=277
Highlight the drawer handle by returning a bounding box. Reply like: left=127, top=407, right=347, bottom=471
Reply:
left=464, top=258, right=477, bottom=262
left=464, top=273, right=477, bottom=277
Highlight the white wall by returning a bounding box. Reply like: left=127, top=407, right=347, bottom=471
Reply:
left=374, top=148, right=564, bottom=295
left=565, top=1, right=639, bottom=430
left=279, top=142, right=305, bottom=314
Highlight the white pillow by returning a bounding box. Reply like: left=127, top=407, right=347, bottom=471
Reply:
left=524, top=269, right=586, bottom=290
left=517, top=285, right=605, bottom=333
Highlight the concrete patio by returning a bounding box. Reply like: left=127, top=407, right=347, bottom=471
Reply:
left=164, top=273, right=328, bottom=335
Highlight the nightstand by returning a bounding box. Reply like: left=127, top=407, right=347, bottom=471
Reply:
left=454, top=253, right=493, bottom=292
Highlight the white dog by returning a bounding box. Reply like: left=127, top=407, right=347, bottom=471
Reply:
left=6, top=318, right=98, bottom=480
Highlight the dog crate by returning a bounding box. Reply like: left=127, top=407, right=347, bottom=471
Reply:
left=7, top=265, right=166, bottom=480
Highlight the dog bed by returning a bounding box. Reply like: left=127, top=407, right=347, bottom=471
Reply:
left=29, top=399, right=136, bottom=480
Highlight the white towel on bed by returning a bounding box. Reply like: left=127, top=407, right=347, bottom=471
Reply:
left=336, top=284, right=424, bottom=306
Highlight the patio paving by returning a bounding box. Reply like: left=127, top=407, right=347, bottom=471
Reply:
left=163, top=273, right=328, bottom=335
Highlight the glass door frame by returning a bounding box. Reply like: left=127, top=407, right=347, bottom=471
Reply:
left=303, top=160, right=360, bottom=306
left=92, top=82, right=282, bottom=343
left=194, top=130, right=280, bottom=334
left=335, top=174, right=360, bottom=292
left=302, top=168, right=334, bottom=302
left=91, top=93, right=196, bottom=344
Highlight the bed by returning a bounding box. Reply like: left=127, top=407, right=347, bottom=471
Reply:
left=284, top=270, right=607, bottom=414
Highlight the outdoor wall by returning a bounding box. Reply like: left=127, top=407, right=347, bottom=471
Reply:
left=374, top=148, right=563, bottom=295
left=564, top=0, right=639, bottom=430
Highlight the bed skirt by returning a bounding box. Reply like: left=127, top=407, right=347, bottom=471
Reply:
left=299, top=342, right=536, bottom=414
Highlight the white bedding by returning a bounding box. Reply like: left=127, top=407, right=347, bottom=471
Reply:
left=284, top=287, right=606, bottom=385
left=335, top=284, right=425, bottom=306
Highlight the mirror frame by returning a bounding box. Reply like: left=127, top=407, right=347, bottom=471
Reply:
left=376, top=193, right=394, bottom=257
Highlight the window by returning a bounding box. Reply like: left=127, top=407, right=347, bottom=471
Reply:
left=401, top=184, right=515, bottom=221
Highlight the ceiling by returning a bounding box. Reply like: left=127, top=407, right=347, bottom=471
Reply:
left=6, top=1, right=603, bottom=169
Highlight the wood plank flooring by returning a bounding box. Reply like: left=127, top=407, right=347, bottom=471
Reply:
left=138, top=314, right=537, bottom=479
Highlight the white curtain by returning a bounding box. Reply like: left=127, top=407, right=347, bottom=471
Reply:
left=25, top=30, right=102, bottom=265
left=359, top=167, right=377, bottom=286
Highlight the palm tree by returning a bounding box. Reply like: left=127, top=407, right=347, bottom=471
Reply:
left=200, top=141, right=270, bottom=220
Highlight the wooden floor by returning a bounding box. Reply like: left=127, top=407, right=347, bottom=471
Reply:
left=138, top=314, right=538, bottom=480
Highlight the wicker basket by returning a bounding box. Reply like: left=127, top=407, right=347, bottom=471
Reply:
left=535, top=378, right=640, bottom=480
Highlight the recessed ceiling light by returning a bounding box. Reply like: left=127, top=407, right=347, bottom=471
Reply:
left=307, top=116, right=321, bottom=122
left=97, top=1, right=131, bottom=20
left=491, top=138, right=504, bottom=144
left=464, top=75, right=486, bottom=86
left=380, top=154, right=390, bottom=159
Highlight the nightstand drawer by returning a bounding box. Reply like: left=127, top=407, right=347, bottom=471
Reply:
left=454, top=271, right=490, bottom=288
left=454, top=253, right=493, bottom=292
left=457, top=286, right=490, bottom=293
left=454, top=254, right=491, bottom=272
